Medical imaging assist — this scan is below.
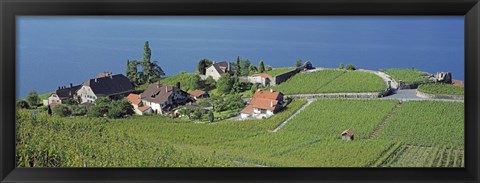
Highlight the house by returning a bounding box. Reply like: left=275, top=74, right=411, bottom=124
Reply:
left=190, top=90, right=209, bottom=100
left=140, top=82, right=192, bottom=114
left=240, top=89, right=284, bottom=119
left=204, top=61, right=234, bottom=81
left=341, top=129, right=355, bottom=141
left=246, top=73, right=272, bottom=86
left=45, top=83, right=82, bottom=105
left=126, top=93, right=152, bottom=115
left=452, top=80, right=464, bottom=87
left=76, top=73, right=135, bottom=104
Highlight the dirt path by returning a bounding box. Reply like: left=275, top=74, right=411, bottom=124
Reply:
left=369, top=102, right=403, bottom=139
left=271, top=98, right=314, bottom=132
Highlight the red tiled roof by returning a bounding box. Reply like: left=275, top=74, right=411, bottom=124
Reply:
left=240, top=105, right=254, bottom=114
left=48, top=102, right=59, bottom=106
left=126, top=93, right=141, bottom=105
left=452, top=80, right=464, bottom=87
left=259, top=73, right=271, bottom=79
left=190, top=90, right=206, bottom=97
left=138, top=105, right=151, bottom=112
left=253, top=89, right=281, bottom=100
left=250, top=98, right=278, bottom=111
left=81, top=102, right=95, bottom=107
left=341, top=129, right=354, bottom=136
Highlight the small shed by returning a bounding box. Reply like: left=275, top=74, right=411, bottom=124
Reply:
left=341, top=129, right=355, bottom=141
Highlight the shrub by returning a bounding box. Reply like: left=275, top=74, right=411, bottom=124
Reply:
left=53, top=104, right=71, bottom=117
left=346, top=64, right=356, bottom=70
left=26, top=90, right=40, bottom=108
left=71, top=105, right=87, bottom=116
left=16, top=100, right=30, bottom=109
left=339, top=63, right=344, bottom=70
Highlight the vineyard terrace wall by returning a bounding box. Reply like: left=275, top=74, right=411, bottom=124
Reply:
left=271, top=68, right=301, bottom=85
left=398, top=81, right=436, bottom=90
left=416, top=90, right=464, bottom=100
left=286, top=92, right=382, bottom=99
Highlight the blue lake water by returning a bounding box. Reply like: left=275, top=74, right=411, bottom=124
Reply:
left=17, top=16, right=464, bottom=99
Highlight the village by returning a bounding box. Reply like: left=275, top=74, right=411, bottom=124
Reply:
left=16, top=41, right=465, bottom=168
left=29, top=42, right=319, bottom=122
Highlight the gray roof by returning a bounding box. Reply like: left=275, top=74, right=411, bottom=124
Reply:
left=140, top=82, right=189, bottom=105
left=55, top=85, right=82, bottom=100
left=83, top=74, right=135, bottom=96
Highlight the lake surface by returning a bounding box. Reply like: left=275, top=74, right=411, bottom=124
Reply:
left=16, top=16, right=464, bottom=99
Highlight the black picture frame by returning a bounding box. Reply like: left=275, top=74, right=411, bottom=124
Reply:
left=1, top=0, right=479, bottom=182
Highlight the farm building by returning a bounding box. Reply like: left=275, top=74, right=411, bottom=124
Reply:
left=190, top=90, right=210, bottom=100
left=245, top=73, right=272, bottom=86
left=140, top=82, right=193, bottom=114
left=341, top=129, right=355, bottom=141
left=240, top=89, right=285, bottom=119
left=44, top=83, right=82, bottom=106
left=77, top=73, right=135, bottom=104
left=204, top=61, right=234, bottom=81
left=126, top=93, right=152, bottom=115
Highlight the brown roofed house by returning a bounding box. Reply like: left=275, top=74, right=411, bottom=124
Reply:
left=190, top=90, right=209, bottom=100
left=204, top=61, right=234, bottom=81
left=240, top=89, right=284, bottom=119
left=47, top=83, right=82, bottom=105
left=139, top=82, right=192, bottom=114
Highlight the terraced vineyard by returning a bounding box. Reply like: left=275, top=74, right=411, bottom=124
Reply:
left=378, top=101, right=464, bottom=148
left=418, top=83, right=464, bottom=96
left=382, top=68, right=431, bottom=84
left=380, top=145, right=464, bottom=167
left=273, top=70, right=387, bottom=95
left=16, top=98, right=464, bottom=167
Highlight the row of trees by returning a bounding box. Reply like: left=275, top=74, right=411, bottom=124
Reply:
left=339, top=63, right=356, bottom=70
left=51, top=97, right=134, bottom=118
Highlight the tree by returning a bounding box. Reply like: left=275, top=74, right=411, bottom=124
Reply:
left=208, top=111, right=214, bottom=122
left=26, top=90, right=40, bottom=108
left=231, top=77, right=242, bottom=94
left=250, top=84, right=258, bottom=95
left=16, top=100, right=30, bottom=109
left=235, top=56, right=242, bottom=77
left=339, top=63, right=344, bottom=70
left=224, top=94, right=245, bottom=110
left=258, top=60, right=265, bottom=73
left=63, top=98, right=78, bottom=106
left=204, top=76, right=216, bottom=91
left=346, top=64, right=356, bottom=70
left=249, top=65, right=258, bottom=73
left=295, top=60, right=303, bottom=67
left=265, top=65, right=272, bottom=71
left=53, top=104, right=71, bottom=117
left=143, top=41, right=151, bottom=62
left=216, top=74, right=234, bottom=94
left=196, top=58, right=211, bottom=75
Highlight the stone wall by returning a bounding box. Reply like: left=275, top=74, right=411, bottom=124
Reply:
left=398, top=81, right=435, bottom=89
left=272, top=68, right=301, bottom=85
left=286, top=92, right=382, bottom=99
left=416, top=90, right=464, bottom=100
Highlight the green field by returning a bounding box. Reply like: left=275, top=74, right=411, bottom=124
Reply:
left=382, top=68, right=431, bottom=84
left=16, top=98, right=464, bottom=167
left=273, top=70, right=387, bottom=94
left=265, top=67, right=296, bottom=76
left=378, top=101, right=464, bottom=148
left=418, top=83, right=464, bottom=96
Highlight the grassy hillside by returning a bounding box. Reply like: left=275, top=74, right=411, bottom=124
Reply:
left=273, top=70, right=387, bottom=95
left=418, top=83, right=464, bottom=96
left=16, top=99, right=464, bottom=167
left=382, top=68, right=431, bottom=84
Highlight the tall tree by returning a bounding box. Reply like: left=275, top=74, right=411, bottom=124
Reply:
left=196, top=58, right=211, bottom=75
left=235, top=56, right=241, bottom=77
left=258, top=60, right=265, bottom=73
left=143, top=41, right=151, bottom=62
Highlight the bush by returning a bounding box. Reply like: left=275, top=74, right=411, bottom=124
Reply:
left=53, top=104, right=71, bottom=117
left=16, top=100, right=30, bottom=109
left=71, top=105, right=87, bottom=116
left=346, top=64, right=356, bottom=70
left=26, top=90, right=40, bottom=108
left=86, top=105, right=106, bottom=117
left=339, top=63, right=344, bottom=70
left=266, top=65, right=273, bottom=71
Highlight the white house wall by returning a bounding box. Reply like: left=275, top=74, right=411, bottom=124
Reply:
left=77, top=86, right=97, bottom=104
left=205, top=66, right=222, bottom=81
